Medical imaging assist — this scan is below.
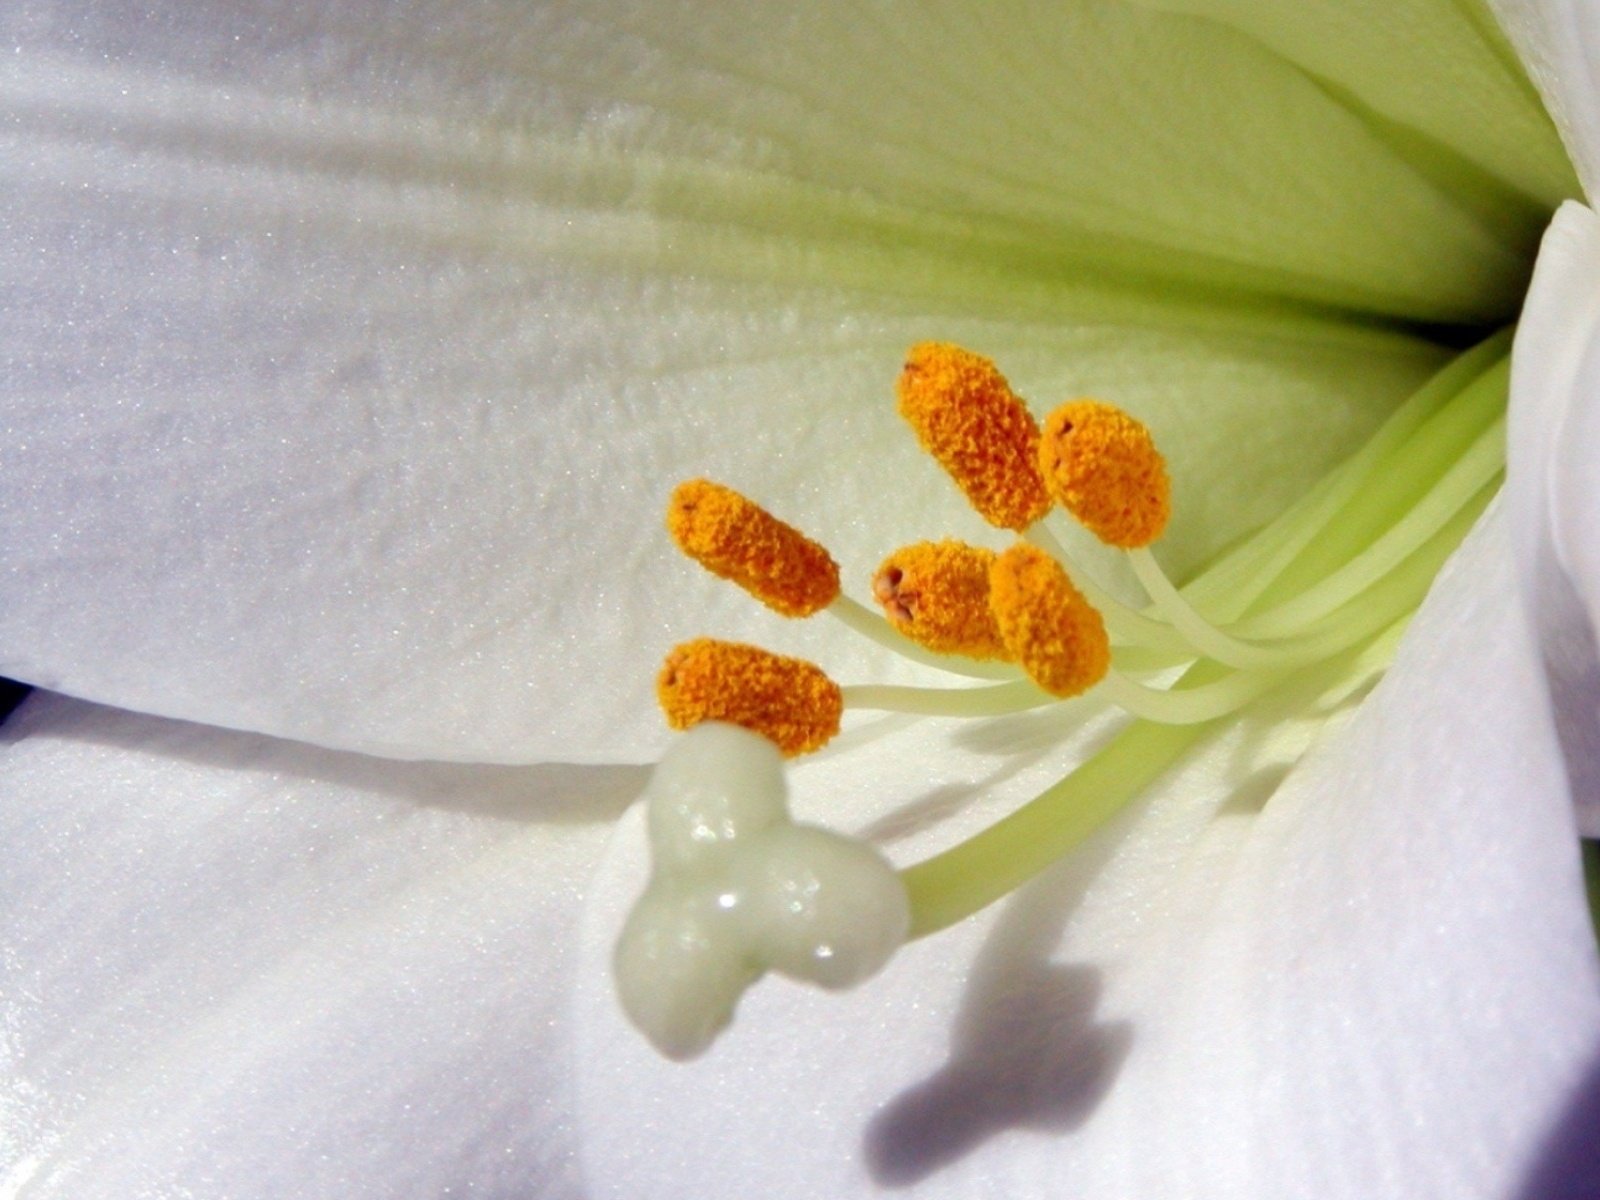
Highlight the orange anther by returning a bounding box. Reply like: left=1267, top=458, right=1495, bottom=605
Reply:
left=667, top=480, right=840, bottom=617
left=873, top=541, right=1008, bottom=660
left=987, top=544, right=1109, bottom=698
left=657, top=638, right=843, bottom=757
left=1038, top=401, right=1170, bottom=548
left=896, top=343, right=1051, bottom=531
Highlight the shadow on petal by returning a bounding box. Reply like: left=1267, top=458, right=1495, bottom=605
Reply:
left=858, top=706, right=1123, bottom=847
left=1214, top=761, right=1290, bottom=819
left=865, top=961, right=1131, bottom=1188
left=1517, top=1041, right=1600, bottom=1200
left=1533, top=568, right=1600, bottom=835
left=946, top=702, right=1106, bottom=759
left=25, top=693, right=647, bottom=824
left=866, top=822, right=1134, bottom=1188
left=858, top=781, right=989, bottom=845
left=0, top=678, right=31, bottom=725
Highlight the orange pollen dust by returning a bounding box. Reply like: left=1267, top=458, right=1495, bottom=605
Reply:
left=987, top=543, right=1110, bottom=698
left=896, top=342, right=1051, bottom=532
left=656, top=638, right=843, bottom=757
left=873, top=540, right=1008, bottom=660
left=667, top=479, right=840, bottom=617
left=1038, top=400, right=1171, bottom=548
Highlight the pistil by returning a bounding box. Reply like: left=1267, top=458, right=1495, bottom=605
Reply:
left=621, top=330, right=1512, bottom=1058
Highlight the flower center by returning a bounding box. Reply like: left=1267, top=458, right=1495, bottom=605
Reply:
left=617, top=332, right=1511, bottom=1058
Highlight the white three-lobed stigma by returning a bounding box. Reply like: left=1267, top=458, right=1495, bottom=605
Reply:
left=614, top=722, right=910, bottom=1060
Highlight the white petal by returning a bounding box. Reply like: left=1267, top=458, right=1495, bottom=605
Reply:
left=1131, top=0, right=1577, bottom=209
left=1506, top=200, right=1600, bottom=836
left=1, top=0, right=1501, bottom=761
left=1488, top=0, right=1600, bottom=201
left=4, top=1, right=1533, bottom=317
left=0, top=692, right=629, bottom=1199
left=575, top=501, right=1600, bottom=1199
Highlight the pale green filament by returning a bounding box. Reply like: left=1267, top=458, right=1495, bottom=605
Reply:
left=1180, top=331, right=1511, bottom=620
left=1096, top=666, right=1290, bottom=724
left=1230, top=420, right=1503, bottom=638
left=841, top=680, right=1045, bottom=717
left=844, top=669, right=1286, bottom=724
left=1029, top=348, right=1509, bottom=675
left=846, top=669, right=1290, bottom=725
left=826, top=594, right=1017, bottom=680
left=1127, top=545, right=1302, bottom=668
left=900, top=616, right=1414, bottom=937
left=1125, top=409, right=1500, bottom=666
left=893, top=337, right=1511, bottom=938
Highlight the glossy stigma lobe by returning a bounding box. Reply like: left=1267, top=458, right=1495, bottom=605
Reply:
left=614, top=724, right=909, bottom=1060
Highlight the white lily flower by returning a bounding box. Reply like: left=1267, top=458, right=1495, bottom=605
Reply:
left=3, top=0, right=1599, bottom=1198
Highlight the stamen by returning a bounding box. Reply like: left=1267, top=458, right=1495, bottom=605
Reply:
left=626, top=333, right=1514, bottom=1061
left=986, top=543, right=1110, bottom=698
left=897, top=342, right=1511, bottom=939
left=667, top=479, right=840, bottom=617
left=872, top=540, right=1008, bottom=660
left=657, top=638, right=842, bottom=756
left=1038, top=400, right=1170, bottom=548
left=896, top=342, right=1051, bottom=531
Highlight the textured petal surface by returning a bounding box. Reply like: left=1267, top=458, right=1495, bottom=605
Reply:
left=2, top=0, right=1528, bottom=762
left=1489, top=0, right=1600, bottom=200
left=0, top=692, right=632, bottom=1199
left=575, top=502, right=1600, bottom=1199
left=1133, top=0, right=1577, bottom=209
left=1507, top=201, right=1600, bottom=835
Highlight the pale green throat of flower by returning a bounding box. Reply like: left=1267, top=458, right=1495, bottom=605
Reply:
left=615, top=328, right=1511, bottom=1060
